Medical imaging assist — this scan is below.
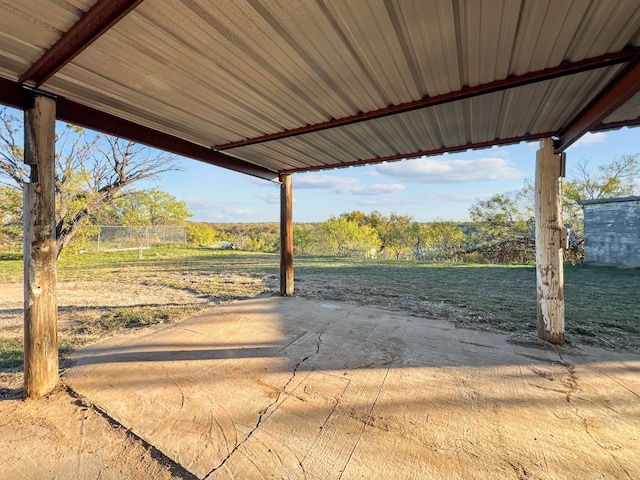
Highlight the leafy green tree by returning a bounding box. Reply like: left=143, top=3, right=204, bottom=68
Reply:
left=186, top=222, right=221, bottom=247
left=384, top=213, right=415, bottom=260
left=0, top=186, right=23, bottom=250
left=468, top=192, right=534, bottom=262
left=0, top=108, right=177, bottom=256
left=321, top=217, right=380, bottom=257
left=469, top=193, right=531, bottom=243
left=340, top=210, right=390, bottom=256
left=406, top=222, right=429, bottom=260
left=293, top=223, right=321, bottom=255
left=97, top=188, right=191, bottom=226
left=423, top=221, right=466, bottom=261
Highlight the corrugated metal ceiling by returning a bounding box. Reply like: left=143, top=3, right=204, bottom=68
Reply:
left=0, top=0, right=639, bottom=179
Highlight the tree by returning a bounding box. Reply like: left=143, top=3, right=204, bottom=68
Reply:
left=97, top=188, right=191, bottom=226
left=321, top=217, right=380, bottom=257
left=293, top=223, right=320, bottom=255
left=469, top=193, right=531, bottom=243
left=423, top=221, right=466, bottom=261
left=186, top=222, right=221, bottom=247
left=0, top=186, right=23, bottom=250
left=468, top=192, right=534, bottom=263
left=0, top=108, right=178, bottom=256
left=383, top=213, right=414, bottom=260
left=340, top=210, right=390, bottom=256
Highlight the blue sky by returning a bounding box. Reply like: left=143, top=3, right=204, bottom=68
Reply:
left=160, top=127, right=638, bottom=223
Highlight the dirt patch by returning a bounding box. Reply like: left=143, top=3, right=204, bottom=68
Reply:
left=0, top=279, right=210, bottom=479
left=1, top=279, right=213, bottom=394
left=0, top=385, right=194, bottom=480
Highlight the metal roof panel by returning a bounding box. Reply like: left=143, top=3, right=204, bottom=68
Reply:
left=0, top=1, right=639, bottom=175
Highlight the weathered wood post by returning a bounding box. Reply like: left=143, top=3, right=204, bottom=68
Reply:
left=23, top=94, right=59, bottom=398
left=535, top=138, right=565, bottom=344
left=280, top=174, right=294, bottom=296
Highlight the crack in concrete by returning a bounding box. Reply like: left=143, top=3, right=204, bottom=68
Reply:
left=338, top=360, right=393, bottom=480
left=203, top=323, right=330, bottom=479
left=558, top=354, right=633, bottom=480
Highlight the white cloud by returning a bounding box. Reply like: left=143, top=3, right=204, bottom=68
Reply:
left=184, top=197, right=254, bottom=221
left=374, top=157, right=524, bottom=183
left=295, top=173, right=404, bottom=195
left=338, top=183, right=405, bottom=195
left=255, top=193, right=280, bottom=204
left=569, top=131, right=607, bottom=148
left=295, top=174, right=359, bottom=190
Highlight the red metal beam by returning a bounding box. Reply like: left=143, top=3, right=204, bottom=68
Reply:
left=0, top=78, right=278, bottom=181
left=590, top=116, right=640, bottom=132
left=19, top=0, right=144, bottom=87
left=55, top=99, right=279, bottom=181
left=216, top=47, right=640, bottom=151
left=0, top=77, right=25, bottom=109
left=556, top=54, right=640, bottom=152
left=279, top=131, right=559, bottom=174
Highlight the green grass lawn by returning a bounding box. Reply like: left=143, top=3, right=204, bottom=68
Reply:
left=295, top=258, right=639, bottom=338
left=1, top=248, right=638, bottom=371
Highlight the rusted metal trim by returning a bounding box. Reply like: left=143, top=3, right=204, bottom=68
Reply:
left=279, top=131, right=559, bottom=174
left=216, top=48, right=640, bottom=151
left=556, top=54, right=640, bottom=152
left=19, top=0, right=144, bottom=87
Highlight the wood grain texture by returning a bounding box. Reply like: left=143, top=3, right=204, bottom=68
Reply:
left=280, top=174, right=294, bottom=296
left=23, top=95, right=59, bottom=398
left=534, top=138, right=565, bottom=344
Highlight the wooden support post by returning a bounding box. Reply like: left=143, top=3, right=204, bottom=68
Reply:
left=280, top=174, right=294, bottom=296
left=535, top=138, right=565, bottom=344
left=23, top=95, right=59, bottom=398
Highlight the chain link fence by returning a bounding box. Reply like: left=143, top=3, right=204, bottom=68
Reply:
left=90, top=226, right=187, bottom=251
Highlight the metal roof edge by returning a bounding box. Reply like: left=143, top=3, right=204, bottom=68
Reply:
left=280, top=131, right=559, bottom=174
left=580, top=195, right=640, bottom=206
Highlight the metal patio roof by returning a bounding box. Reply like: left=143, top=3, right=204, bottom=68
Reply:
left=1, top=0, right=639, bottom=181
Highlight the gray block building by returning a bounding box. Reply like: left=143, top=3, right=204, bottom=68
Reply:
left=581, top=196, right=640, bottom=268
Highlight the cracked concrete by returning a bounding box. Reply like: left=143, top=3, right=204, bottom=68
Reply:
left=56, top=296, right=640, bottom=479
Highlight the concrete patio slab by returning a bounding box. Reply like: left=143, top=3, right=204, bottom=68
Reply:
left=64, top=297, right=640, bottom=479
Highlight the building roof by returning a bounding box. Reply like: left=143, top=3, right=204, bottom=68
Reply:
left=581, top=195, right=640, bottom=206
left=1, top=1, right=639, bottom=182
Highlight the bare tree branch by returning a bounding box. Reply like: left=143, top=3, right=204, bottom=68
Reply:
left=0, top=109, right=180, bottom=257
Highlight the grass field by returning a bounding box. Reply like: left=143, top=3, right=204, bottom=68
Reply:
left=1, top=248, right=639, bottom=371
